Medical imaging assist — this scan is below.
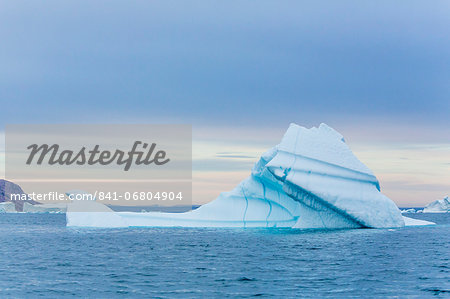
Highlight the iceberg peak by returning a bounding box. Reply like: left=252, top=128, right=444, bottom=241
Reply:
left=279, top=123, right=374, bottom=176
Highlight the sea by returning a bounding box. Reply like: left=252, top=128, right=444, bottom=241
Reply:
left=0, top=213, right=448, bottom=298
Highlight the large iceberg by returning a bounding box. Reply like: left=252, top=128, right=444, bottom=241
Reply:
left=67, top=123, right=408, bottom=229
left=423, top=197, right=450, bottom=213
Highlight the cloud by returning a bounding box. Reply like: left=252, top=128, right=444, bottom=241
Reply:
left=0, top=132, right=4, bottom=152
left=0, top=1, right=449, bottom=129
left=216, top=154, right=256, bottom=159
left=193, top=158, right=254, bottom=172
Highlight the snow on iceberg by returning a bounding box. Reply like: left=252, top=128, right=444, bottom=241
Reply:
left=422, top=196, right=450, bottom=213
left=67, top=123, right=406, bottom=229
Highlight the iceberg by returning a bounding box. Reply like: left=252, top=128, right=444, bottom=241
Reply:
left=67, top=200, right=128, bottom=228
left=0, top=202, right=17, bottom=213
left=422, top=197, right=450, bottom=213
left=22, top=202, right=67, bottom=213
left=402, top=216, right=434, bottom=226
left=67, top=123, right=406, bottom=229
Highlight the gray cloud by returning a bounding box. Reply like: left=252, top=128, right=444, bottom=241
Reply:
left=216, top=153, right=256, bottom=159
left=193, top=159, right=255, bottom=172
left=0, top=1, right=448, bottom=130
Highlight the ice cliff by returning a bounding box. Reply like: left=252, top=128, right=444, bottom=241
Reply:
left=67, top=123, right=407, bottom=229
left=423, top=197, right=450, bottom=213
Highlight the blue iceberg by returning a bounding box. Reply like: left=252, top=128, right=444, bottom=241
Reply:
left=67, top=123, right=408, bottom=228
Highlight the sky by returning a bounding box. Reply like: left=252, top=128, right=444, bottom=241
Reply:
left=0, top=1, right=449, bottom=206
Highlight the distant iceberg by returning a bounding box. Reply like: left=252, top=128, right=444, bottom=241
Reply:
left=401, top=208, right=417, bottom=214
left=23, top=202, right=67, bottom=213
left=423, top=197, right=450, bottom=213
left=0, top=202, right=17, bottom=213
left=67, top=123, right=410, bottom=229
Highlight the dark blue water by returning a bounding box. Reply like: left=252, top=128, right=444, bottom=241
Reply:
left=0, top=214, right=448, bottom=298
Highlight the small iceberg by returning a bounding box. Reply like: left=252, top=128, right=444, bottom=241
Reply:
left=23, top=202, right=67, bottom=213
left=401, top=208, right=417, bottom=214
left=67, top=123, right=421, bottom=229
left=422, top=197, right=449, bottom=213
left=0, top=202, right=17, bottom=213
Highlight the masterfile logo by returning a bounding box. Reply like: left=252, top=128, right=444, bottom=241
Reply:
left=5, top=124, right=192, bottom=210
left=26, top=141, right=170, bottom=171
